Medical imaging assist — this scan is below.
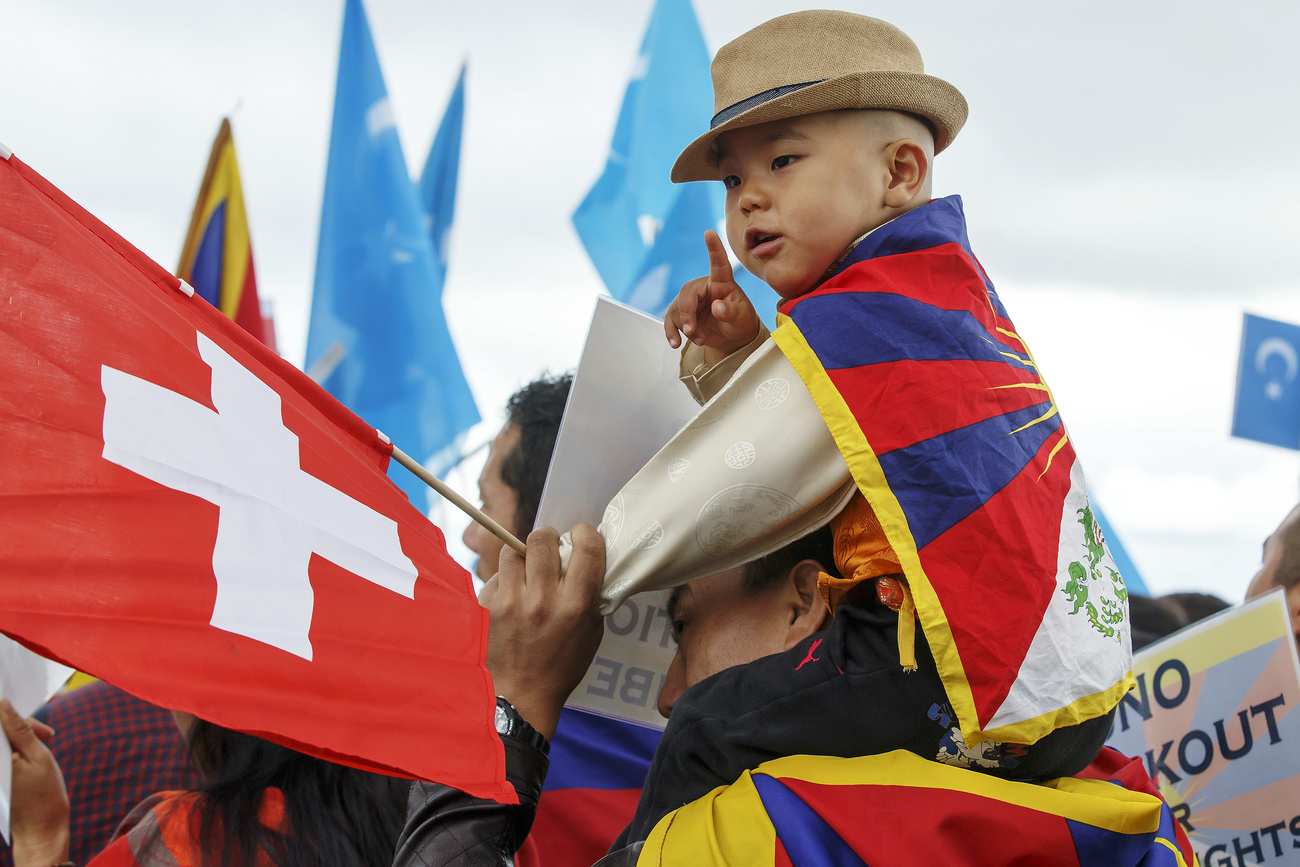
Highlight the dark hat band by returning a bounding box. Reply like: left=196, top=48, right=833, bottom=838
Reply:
left=709, top=79, right=827, bottom=129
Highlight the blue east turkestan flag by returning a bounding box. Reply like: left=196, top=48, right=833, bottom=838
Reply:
left=306, top=0, right=479, bottom=511
left=572, top=0, right=775, bottom=326
left=1232, top=313, right=1300, bottom=450
left=420, top=63, right=466, bottom=290
left=416, top=62, right=480, bottom=476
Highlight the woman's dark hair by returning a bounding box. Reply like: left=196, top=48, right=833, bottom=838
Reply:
left=175, top=720, right=408, bottom=867
left=500, top=373, right=573, bottom=536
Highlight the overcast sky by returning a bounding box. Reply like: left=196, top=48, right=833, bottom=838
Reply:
left=5, top=0, right=1299, bottom=601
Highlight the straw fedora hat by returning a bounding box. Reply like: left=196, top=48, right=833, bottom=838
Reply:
left=671, top=11, right=968, bottom=183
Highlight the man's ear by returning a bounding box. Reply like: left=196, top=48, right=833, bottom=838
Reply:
left=783, top=559, right=831, bottom=649
left=882, top=139, right=929, bottom=209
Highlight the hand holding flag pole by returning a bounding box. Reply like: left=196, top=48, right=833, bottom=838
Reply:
left=390, top=446, right=526, bottom=555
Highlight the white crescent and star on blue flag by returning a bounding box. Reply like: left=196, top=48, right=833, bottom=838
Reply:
left=1232, top=313, right=1300, bottom=450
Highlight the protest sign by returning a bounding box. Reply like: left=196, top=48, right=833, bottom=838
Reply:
left=537, top=297, right=700, bottom=728
left=1106, top=589, right=1300, bottom=865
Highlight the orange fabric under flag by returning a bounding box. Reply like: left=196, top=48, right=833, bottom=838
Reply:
left=177, top=119, right=274, bottom=348
left=0, top=149, right=511, bottom=802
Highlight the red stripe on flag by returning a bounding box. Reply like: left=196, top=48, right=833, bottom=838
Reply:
left=521, top=788, right=643, bottom=867
left=775, top=775, right=1084, bottom=866
left=232, top=257, right=268, bottom=347
left=794, top=243, right=1024, bottom=352
left=919, top=428, right=1077, bottom=725
left=774, top=835, right=794, bottom=867
left=827, top=358, right=1049, bottom=454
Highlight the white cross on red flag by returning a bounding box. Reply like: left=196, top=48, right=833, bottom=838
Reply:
left=0, top=152, right=512, bottom=802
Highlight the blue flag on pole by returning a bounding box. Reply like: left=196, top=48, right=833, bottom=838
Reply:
left=1232, top=313, right=1300, bottom=450
left=621, top=178, right=777, bottom=326
left=416, top=63, right=481, bottom=475
left=574, top=0, right=777, bottom=325
left=307, top=0, right=479, bottom=511
left=420, top=63, right=466, bottom=290
left=573, top=0, right=712, bottom=300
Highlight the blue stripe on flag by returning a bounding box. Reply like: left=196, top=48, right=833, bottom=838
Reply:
left=1066, top=813, right=1174, bottom=867
left=190, top=201, right=226, bottom=308
left=792, top=291, right=1029, bottom=371
left=543, top=707, right=659, bottom=792
left=837, top=196, right=1012, bottom=323
left=753, top=774, right=868, bottom=867
left=880, top=402, right=1061, bottom=549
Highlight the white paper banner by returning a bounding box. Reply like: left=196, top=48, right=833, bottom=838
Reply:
left=537, top=297, right=700, bottom=729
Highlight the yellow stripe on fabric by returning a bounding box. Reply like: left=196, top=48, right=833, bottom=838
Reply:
left=197, top=149, right=232, bottom=229
left=212, top=140, right=252, bottom=319
left=773, top=314, right=1132, bottom=747
left=638, top=752, right=1168, bottom=865
left=176, top=119, right=252, bottom=319
left=771, top=314, right=985, bottom=748
left=1154, top=836, right=1189, bottom=867
left=979, top=672, right=1137, bottom=745
left=637, top=776, right=775, bottom=866
left=760, top=752, right=1164, bottom=834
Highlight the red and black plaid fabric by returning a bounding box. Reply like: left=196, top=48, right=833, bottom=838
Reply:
left=0, top=681, right=201, bottom=865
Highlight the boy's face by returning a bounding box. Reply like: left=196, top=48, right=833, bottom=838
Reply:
left=715, top=111, right=894, bottom=299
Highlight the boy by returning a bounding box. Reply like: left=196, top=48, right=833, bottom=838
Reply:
left=586, top=10, right=1134, bottom=842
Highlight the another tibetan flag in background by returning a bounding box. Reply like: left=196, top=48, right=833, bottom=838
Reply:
left=1232, top=312, right=1300, bottom=450
left=177, top=119, right=275, bottom=349
left=639, top=750, right=1193, bottom=866
left=773, top=196, right=1133, bottom=748
left=518, top=707, right=660, bottom=867
left=307, top=0, right=479, bottom=511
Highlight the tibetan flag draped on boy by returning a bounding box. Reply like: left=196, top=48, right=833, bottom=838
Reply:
left=307, top=0, right=479, bottom=509
left=638, top=749, right=1193, bottom=866
left=176, top=119, right=274, bottom=348
left=0, top=149, right=512, bottom=802
left=771, top=196, right=1133, bottom=748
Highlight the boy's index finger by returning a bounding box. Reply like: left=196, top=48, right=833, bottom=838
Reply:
left=704, top=230, right=734, bottom=286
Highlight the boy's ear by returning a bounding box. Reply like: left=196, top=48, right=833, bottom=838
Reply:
left=783, top=559, right=831, bottom=649
left=882, top=139, right=929, bottom=209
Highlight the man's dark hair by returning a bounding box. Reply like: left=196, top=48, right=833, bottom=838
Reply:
left=500, top=373, right=573, bottom=537
left=740, top=524, right=841, bottom=595
left=1158, top=592, right=1230, bottom=626
left=1273, top=509, right=1300, bottom=589
left=1127, top=595, right=1185, bottom=651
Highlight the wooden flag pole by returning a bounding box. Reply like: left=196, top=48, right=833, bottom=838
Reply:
left=390, top=445, right=527, bottom=556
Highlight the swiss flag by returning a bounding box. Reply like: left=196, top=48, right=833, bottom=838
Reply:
left=0, top=152, right=511, bottom=802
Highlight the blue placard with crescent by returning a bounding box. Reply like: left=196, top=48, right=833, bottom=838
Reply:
left=1232, top=313, right=1300, bottom=450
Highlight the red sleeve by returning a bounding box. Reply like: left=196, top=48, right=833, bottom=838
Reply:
left=86, top=833, right=140, bottom=867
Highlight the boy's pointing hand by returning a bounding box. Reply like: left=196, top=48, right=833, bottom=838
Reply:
left=664, top=230, right=759, bottom=365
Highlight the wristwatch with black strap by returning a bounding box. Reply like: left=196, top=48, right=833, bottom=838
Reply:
left=494, top=696, right=550, bottom=755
